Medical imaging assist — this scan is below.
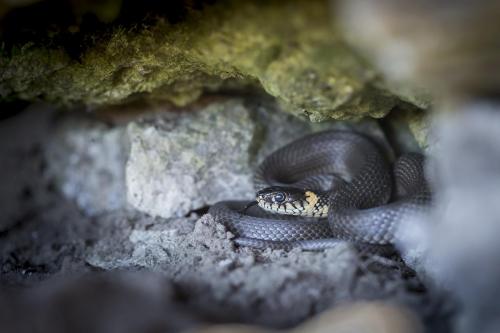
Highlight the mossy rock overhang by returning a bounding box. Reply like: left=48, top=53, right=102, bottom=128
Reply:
left=0, top=0, right=427, bottom=121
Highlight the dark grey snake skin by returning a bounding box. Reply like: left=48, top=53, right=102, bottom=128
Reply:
left=209, top=130, right=431, bottom=250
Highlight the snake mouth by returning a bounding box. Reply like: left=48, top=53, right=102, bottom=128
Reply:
left=239, top=201, right=258, bottom=213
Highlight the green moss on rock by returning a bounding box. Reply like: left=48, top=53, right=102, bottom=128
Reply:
left=0, top=0, right=400, bottom=120
left=405, top=109, right=430, bottom=150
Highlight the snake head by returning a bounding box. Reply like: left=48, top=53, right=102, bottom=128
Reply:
left=256, top=186, right=309, bottom=215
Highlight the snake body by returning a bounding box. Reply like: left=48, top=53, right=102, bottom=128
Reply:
left=209, top=130, right=431, bottom=250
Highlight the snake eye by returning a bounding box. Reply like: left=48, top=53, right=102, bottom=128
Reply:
left=273, top=192, right=286, bottom=203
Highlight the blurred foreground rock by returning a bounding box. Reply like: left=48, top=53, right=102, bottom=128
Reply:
left=0, top=105, right=52, bottom=231
left=338, top=0, right=500, bottom=101
left=0, top=272, right=200, bottom=333
left=0, top=271, right=424, bottom=333
left=45, top=114, right=129, bottom=216
left=399, top=103, right=500, bottom=333
left=195, top=302, right=424, bottom=333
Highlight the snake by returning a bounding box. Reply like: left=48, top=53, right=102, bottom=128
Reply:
left=208, top=130, right=431, bottom=250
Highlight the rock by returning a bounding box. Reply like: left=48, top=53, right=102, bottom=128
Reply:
left=126, top=99, right=254, bottom=218
left=0, top=104, right=130, bottom=220
left=400, top=102, right=500, bottom=333
left=125, top=98, right=392, bottom=218
left=86, top=214, right=435, bottom=328
left=0, top=0, right=400, bottom=120
left=44, top=113, right=129, bottom=216
left=338, top=0, right=500, bottom=98
left=194, top=301, right=424, bottom=333
left=383, top=106, right=429, bottom=153
left=0, top=272, right=200, bottom=333
left=0, top=104, right=52, bottom=231
left=295, top=302, right=424, bottom=333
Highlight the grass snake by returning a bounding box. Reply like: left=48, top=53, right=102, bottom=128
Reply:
left=209, top=130, right=431, bottom=250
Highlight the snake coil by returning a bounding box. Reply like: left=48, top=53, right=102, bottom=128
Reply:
left=209, top=130, right=431, bottom=250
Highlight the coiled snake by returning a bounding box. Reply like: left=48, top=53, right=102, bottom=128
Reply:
left=209, top=130, right=431, bottom=250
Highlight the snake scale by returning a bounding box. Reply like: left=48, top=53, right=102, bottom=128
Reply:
left=209, top=130, right=431, bottom=250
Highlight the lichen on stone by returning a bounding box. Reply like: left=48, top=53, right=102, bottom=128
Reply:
left=0, top=0, right=400, bottom=120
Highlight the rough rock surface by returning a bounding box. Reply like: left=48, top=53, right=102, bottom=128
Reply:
left=125, top=98, right=393, bottom=218
left=0, top=0, right=402, bottom=120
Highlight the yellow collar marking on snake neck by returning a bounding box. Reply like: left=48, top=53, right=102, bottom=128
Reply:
left=304, top=191, right=318, bottom=213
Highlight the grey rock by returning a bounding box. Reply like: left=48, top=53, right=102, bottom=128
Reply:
left=126, top=98, right=392, bottom=218
left=398, top=101, right=500, bottom=333
left=428, top=103, right=500, bottom=333
left=0, top=105, right=52, bottom=231
left=45, top=114, right=129, bottom=216
left=126, top=100, right=254, bottom=218
left=0, top=272, right=200, bottom=333
left=87, top=213, right=433, bottom=328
